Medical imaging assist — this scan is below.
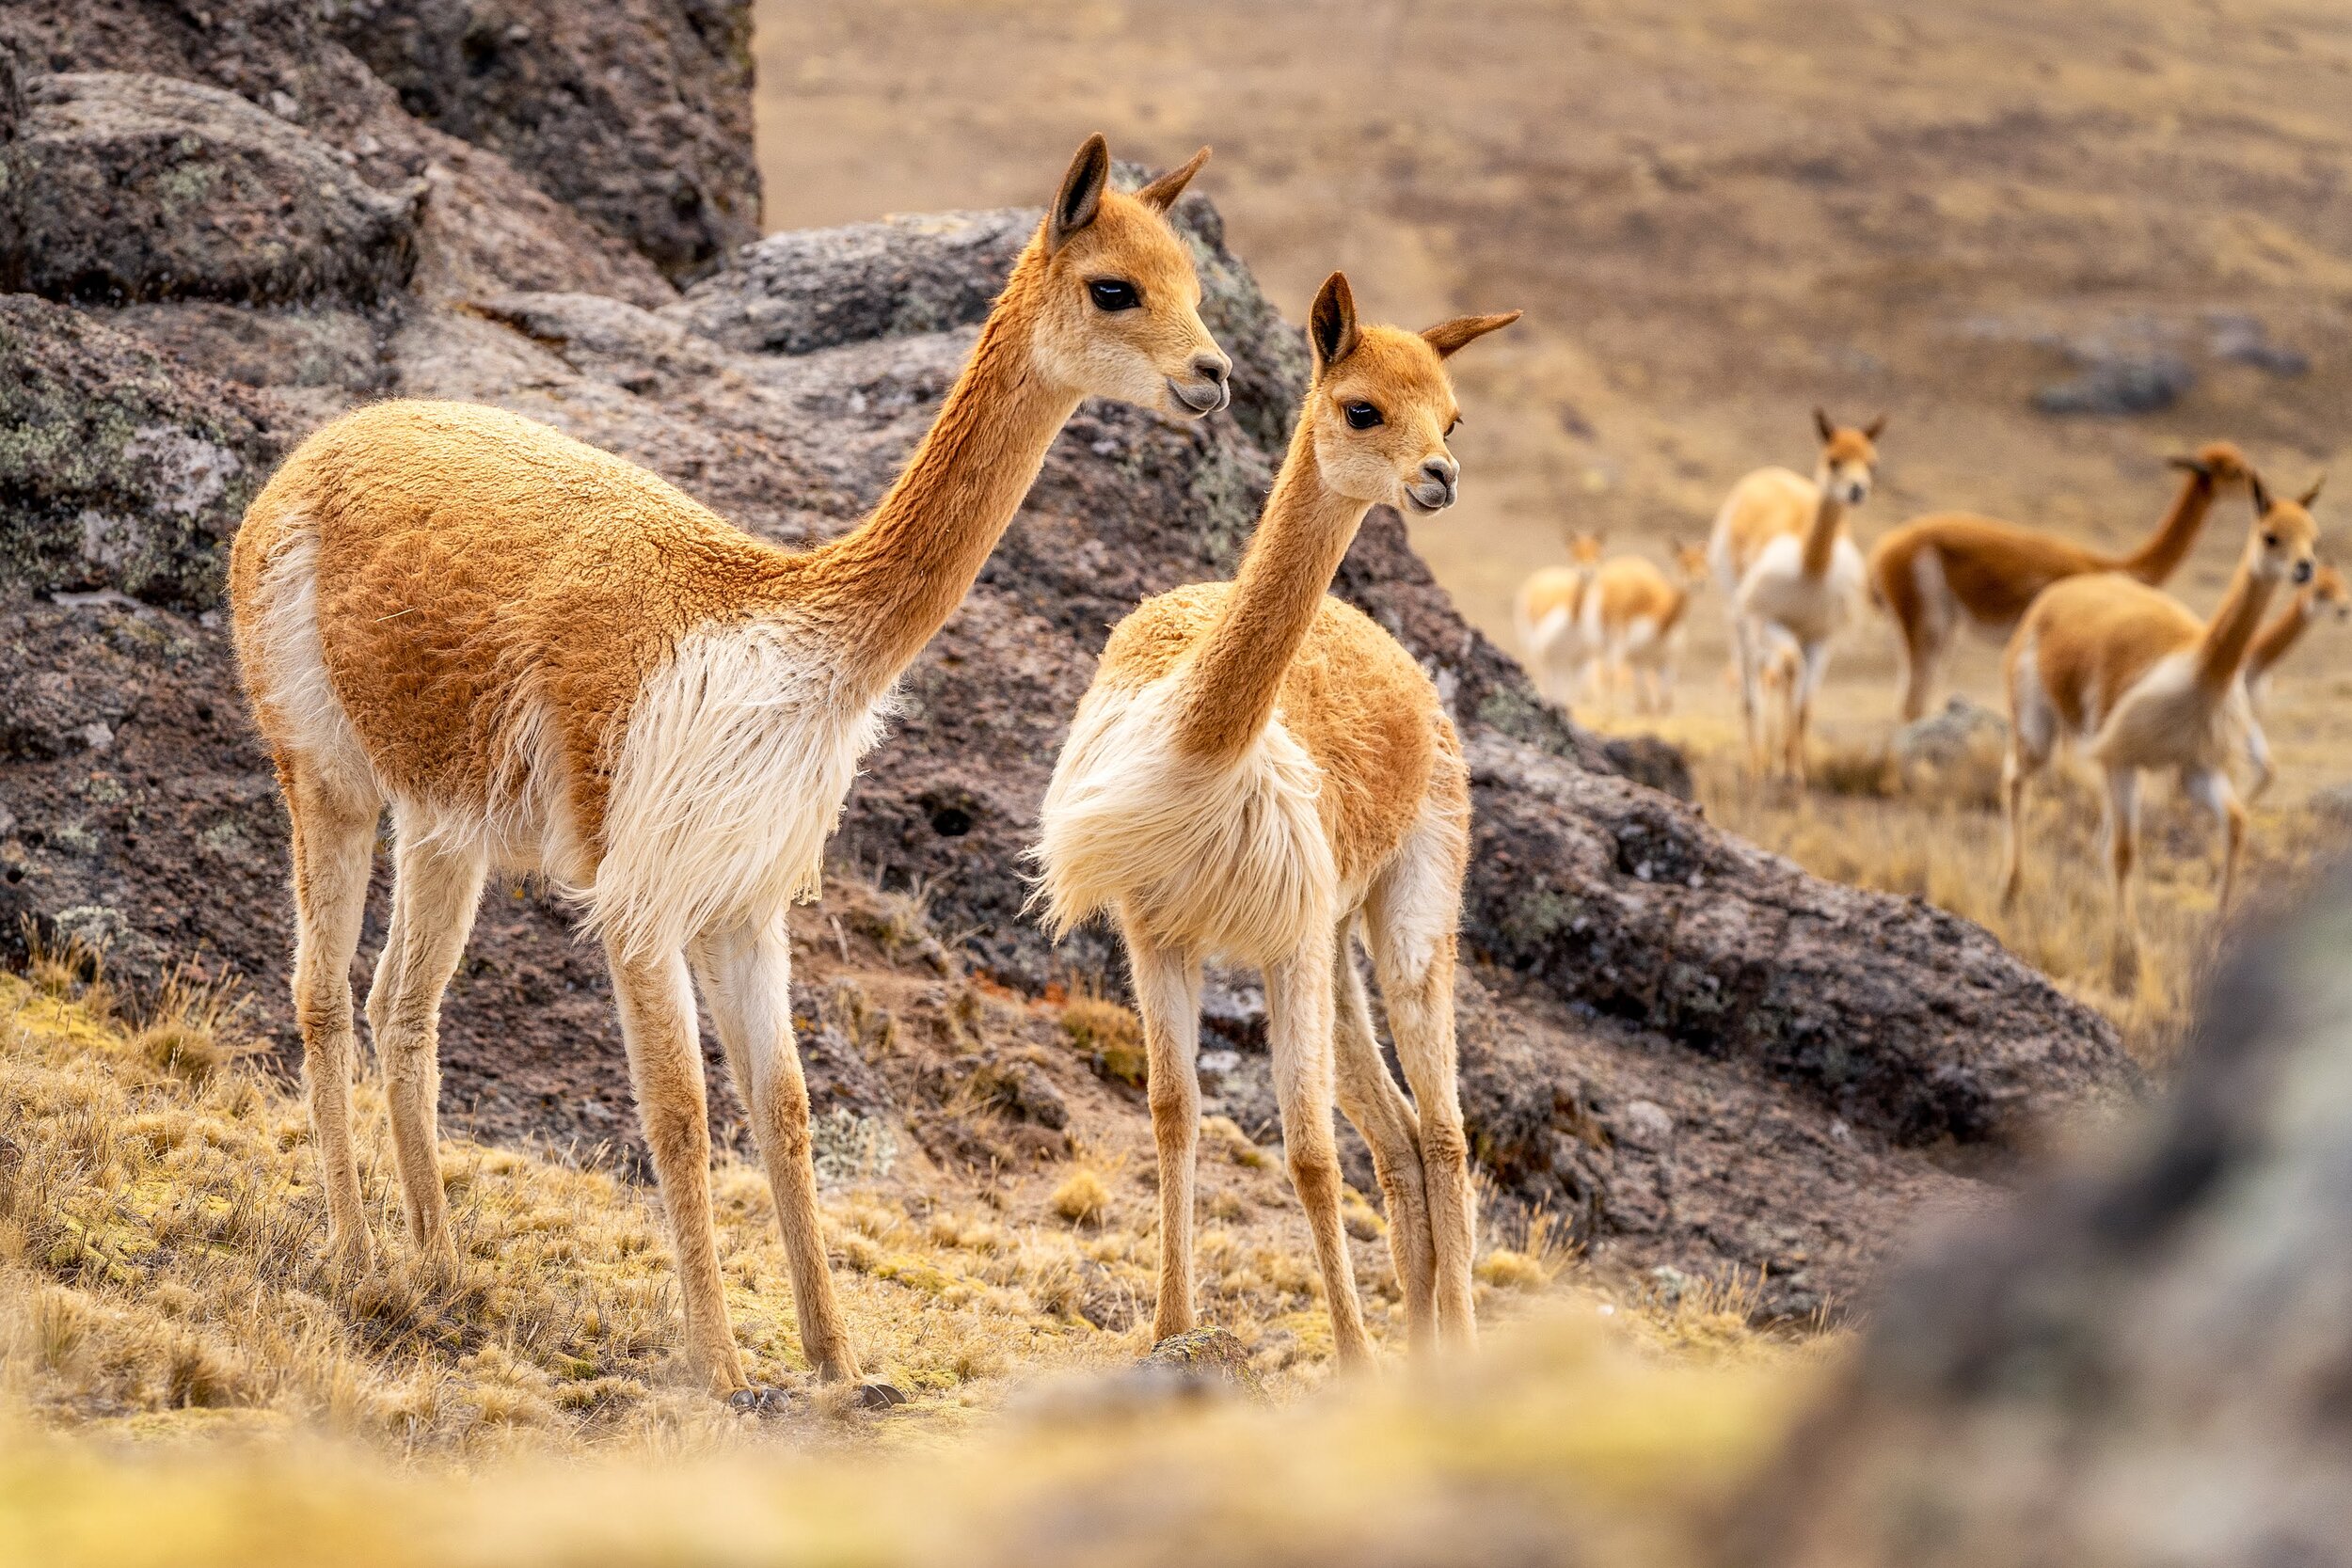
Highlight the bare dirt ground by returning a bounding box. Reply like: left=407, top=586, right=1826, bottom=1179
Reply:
left=755, top=0, right=2352, bottom=795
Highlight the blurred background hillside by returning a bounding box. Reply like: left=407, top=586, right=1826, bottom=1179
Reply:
left=756, top=0, right=2352, bottom=792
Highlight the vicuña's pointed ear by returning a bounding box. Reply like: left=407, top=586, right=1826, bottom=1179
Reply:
left=1048, top=134, right=1111, bottom=254
left=1421, top=310, right=1521, bottom=359
left=1309, top=272, right=1359, bottom=372
left=2168, top=453, right=2213, bottom=479
left=1814, top=407, right=1836, bottom=444
left=1864, top=413, right=1887, bottom=441
left=2250, top=470, right=2274, bottom=516
left=2300, top=472, right=2327, bottom=509
left=1136, top=147, right=1210, bottom=213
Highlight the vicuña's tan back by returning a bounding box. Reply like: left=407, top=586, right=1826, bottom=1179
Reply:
left=227, top=136, right=1232, bottom=1405
left=1869, top=443, right=2249, bottom=720
left=235, top=401, right=785, bottom=859
left=1035, top=274, right=1518, bottom=1372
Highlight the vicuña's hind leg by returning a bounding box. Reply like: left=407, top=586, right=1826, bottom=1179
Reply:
left=281, top=754, right=382, bottom=1275
left=1999, top=662, right=2056, bottom=910
left=1331, top=922, right=1435, bottom=1353
left=2101, top=766, right=2144, bottom=993
left=1120, top=923, right=1204, bottom=1343
left=606, top=941, right=744, bottom=1395
left=1367, top=796, right=1477, bottom=1352
left=690, top=921, right=859, bottom=1386
left=1266, top=936, right=1372, bottom=1370
left=365, top=825, right=485, bottom=1269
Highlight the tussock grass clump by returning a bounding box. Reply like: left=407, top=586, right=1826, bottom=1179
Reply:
left=1048, top=1166, right=1111, bottom=1226
left=1058, top=991, right=1146, bottom=1086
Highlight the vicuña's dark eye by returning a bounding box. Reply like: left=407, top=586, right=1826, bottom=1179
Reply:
left=2265, top=531, right=2280, bottom=548
left=1345, top=401, right=1383, bottom=430
left=1445, top=417, right=1461, bottom=436
left=1088, top=279, right=1140, bottom=311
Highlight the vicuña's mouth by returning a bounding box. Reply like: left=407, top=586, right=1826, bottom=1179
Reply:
left=1406, top=481, right=1455, bottom=515
left=1168, top=378, right=1229, bottom=417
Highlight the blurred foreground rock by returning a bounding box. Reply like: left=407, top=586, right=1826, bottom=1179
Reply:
left=1741, top=864, right=2352, bottom=1566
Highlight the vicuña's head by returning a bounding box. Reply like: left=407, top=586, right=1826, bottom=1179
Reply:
left=1303, top=271, right=1520, bottom=515
left=2310, top=562, right=2350, bottom=623
left=1567, top=530, right=1608, bottom=566
left=2169, top=440, right=2254, bottom=488
left=1024, top=135, right=1231, bottom=420
left=1811, top=408, right=1883, bottom=508
left=1673, top=541, right=1710, bottom=585
left=2246, top=471, right=2324, bottom=587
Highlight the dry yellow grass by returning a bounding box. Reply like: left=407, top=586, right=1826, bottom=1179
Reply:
left=0, top=954, right=1832, bottom=1567
left=1596, top=706, right=2346, bottom=1068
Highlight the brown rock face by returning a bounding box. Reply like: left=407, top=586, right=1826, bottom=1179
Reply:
left=323, top=0, right=758, bottom=282
left=0, top=0, right=2137, bottom=1320
left=1740, top=867, right=2352, bottom=1568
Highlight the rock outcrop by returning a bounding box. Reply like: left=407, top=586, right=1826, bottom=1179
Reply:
left=0, top=0, right=2138, bottom=1318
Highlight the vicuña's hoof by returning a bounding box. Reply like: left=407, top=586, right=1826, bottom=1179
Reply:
left=851, top=1381, right=907, bottom=1412
left=726, top=1385, right=794, bottom=1418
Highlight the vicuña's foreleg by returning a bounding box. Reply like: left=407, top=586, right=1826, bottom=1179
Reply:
left=2185, top=766, right=2247, bottom=915
left=283, top=755, right=381, bottom=1275
left=607, top=942, right=743, bottom=1394
left=691, top=921, right=861, bottom=1385
left=1331, top=924, right=1434, bottom=1352
left=1125, top=925, right=1205, bottom=1343
left=1266, top=937, right=1372, bottom=1370
left=365, top=828, right=486, bottom=1269
left=1368, top=813, right=1477, bottom=1352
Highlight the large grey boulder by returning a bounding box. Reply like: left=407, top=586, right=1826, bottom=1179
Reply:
left=0, top=72, right=420, bottom=306
left=1740, top=866, right=2352, bottom=1566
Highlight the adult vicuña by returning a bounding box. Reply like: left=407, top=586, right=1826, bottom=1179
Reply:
left=228, top=136, right=1230, bottom=1403
left=1708, top=411, right=1882, bottom=779
left=1514, top=530, right=1606, bottom=704
left=1033, top=274, right=1518, bottom=1366
left=1868, top=442, right=2251, bottom=721
left=1998, top=474, right=2322, bottom=985
left=1578, top=542, right=1710, bottom=716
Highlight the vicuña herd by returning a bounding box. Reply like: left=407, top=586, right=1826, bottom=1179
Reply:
left=216, top=136, right=2334, bottom=1402
left=1525, top=418, right=2336, bottom=981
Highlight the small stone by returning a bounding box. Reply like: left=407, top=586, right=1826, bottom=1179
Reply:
left=1614, top=1099, right=1676, bottom=1150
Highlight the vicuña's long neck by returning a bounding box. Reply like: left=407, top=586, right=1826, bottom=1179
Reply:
left=807, top=255, right=1081, bottom=698
left=2110, top=469, right=2217, bottom=583
left=1800, top=490, right=1846, bottom=578
left=1171, top=421, right=1370, bottom=765
left=2194, top=550, right=2281, bottom=695
left=2246, top=587, right=2313, bottom=685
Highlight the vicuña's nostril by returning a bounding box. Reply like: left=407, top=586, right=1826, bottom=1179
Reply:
left=1422, top=459, right=1456, bottom=485
left=1192, top=354, right=1230, bottom=385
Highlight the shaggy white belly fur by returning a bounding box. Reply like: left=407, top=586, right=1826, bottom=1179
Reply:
left=1033, top=679, right=1337, bottom=965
